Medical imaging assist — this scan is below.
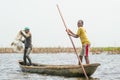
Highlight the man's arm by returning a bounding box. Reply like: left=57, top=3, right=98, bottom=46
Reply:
left=66, top=29, right=79, bottom=38
left=20, top=31, right=31, bottom=38
left=19, top=39, right=25, bottom=43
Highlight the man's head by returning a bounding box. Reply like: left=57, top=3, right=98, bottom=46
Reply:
left=24, top=27, right=30, bottom=33
left=77, top=20, right=84, bottom=27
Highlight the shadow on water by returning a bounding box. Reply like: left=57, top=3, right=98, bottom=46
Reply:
left=77, top=77, right=100, bottom=80
left=17, top=71, right=100, bottom=80
left=17, top=69, right=100, bottom=80
left=56, top=76, right=100, bottom=80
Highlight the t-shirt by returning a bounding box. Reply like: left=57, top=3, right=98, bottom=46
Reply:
left=22, top=31, right=32, bottom=48
left=77, top=27, right=90, bottom=45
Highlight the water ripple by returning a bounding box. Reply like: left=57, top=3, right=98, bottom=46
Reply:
left=0, top=53, right=120, bottom=80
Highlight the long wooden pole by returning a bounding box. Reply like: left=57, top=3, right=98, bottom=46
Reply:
left=56, top=4, right=89, bottom=80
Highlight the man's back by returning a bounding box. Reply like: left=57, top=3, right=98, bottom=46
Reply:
left=24, top=32, right=32, bottom=48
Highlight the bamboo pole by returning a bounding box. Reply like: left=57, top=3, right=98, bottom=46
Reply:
left=56, top=4, right=89, bottom=80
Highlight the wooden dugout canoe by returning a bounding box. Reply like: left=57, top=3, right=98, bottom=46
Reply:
left=18, top=61, right=100, bottom=77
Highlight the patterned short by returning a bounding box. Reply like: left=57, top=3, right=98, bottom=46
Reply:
left=80, top=44, right=90, bottom=57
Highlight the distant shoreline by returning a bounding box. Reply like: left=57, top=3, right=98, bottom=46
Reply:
left=0, top=47, right=120, bottom=54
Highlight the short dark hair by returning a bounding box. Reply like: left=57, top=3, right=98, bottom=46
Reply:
left=78, top=20, right=84, bottom=25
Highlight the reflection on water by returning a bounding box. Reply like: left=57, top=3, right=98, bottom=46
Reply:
left=0, top=53, right=120, bottom=80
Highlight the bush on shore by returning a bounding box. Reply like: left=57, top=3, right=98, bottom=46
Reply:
left=0, top=47, right=120, bottom=54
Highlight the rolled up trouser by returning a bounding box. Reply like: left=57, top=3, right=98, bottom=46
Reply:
left=23, top=47, right=32, bottom=65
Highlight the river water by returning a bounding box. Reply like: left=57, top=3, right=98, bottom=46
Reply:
left=0, top=53, right=120, bottom=80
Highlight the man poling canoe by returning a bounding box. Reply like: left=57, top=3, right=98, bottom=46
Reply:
left=56, top=5, right=89, bottom=80
left=66, top=20, right=91, bottom=64
left=19, top=27, right=32, bottom=66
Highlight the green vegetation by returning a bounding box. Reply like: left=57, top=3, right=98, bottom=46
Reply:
left=0, top=47, right=120, bottom=54
left=91, top=47, right=120, bottom=54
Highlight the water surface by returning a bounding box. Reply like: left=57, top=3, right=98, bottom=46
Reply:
left=0, top=53, right=120, bottom=80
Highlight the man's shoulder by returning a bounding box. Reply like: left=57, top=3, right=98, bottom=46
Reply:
left=28, top=32, right=32, bottom=35
left=25, top=32, right=32, bottom=37
left=80, top=27, right=86, bottom=31
left=80, top=27, right=85, bottom=29
left=78, top=27, right=83, bottom=30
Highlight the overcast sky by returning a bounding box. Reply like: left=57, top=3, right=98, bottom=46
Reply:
left=0, top=0, right=120, bottom=47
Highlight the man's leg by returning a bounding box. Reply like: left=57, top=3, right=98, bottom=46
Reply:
left=85, top=44, right=90, bottom=64
left=85, top=56, right=89, bottom=64
left=26, top=56, right=32, bottom=65
left=23, top=48, right=27, bottom=65
left=79, top=56, right=83, bottom=65
left=26, top=47, right=32, bottom=65
left=79, top=46, right=84, bottom=65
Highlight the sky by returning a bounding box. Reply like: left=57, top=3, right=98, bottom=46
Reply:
left=0, top=0, right=120, bottom=47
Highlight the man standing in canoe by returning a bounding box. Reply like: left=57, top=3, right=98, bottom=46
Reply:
left=66, top=20, right=91, bottom=64
left=20, top=27, right=32, bottom=65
